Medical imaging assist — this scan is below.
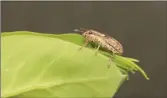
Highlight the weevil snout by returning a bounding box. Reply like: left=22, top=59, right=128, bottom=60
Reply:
left=74, top=28, right=87, bottom=33
left=74, top=28, right=91, bottom=37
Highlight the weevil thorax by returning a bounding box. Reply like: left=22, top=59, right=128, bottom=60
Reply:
left=82, top=30, right=101, bottom=42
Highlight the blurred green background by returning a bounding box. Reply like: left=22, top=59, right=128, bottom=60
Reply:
left=1, top=1, right=166, bottom=98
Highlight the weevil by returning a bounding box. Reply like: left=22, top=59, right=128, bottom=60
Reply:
left=74, top=28, right=123, bottom=55
left=74, top=28, right=123, bottom=68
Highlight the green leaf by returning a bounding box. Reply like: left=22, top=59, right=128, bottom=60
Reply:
left=2, top=31, right=127, bottom=98
left=42, top=32, right=149, bottom=80
left=113, top=55, right=149, bottom=80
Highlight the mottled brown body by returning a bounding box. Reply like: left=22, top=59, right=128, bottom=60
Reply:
left=74, top=28, right=123, bottom=55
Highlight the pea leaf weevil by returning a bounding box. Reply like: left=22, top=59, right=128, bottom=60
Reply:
left=74, top=28, right=124, bottom=68
left=74, top=28, right=123, bottom=55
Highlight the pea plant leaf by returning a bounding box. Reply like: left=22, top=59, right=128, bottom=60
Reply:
left=2, top=31, right=128, bottom=98
left=43, top=31, right=149, bottom=80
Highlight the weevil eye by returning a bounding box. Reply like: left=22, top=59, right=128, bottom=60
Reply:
left=88, top=31, right=93, bottom=34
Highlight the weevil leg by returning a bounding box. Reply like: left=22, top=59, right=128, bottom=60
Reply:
left=108, top=55, right=115, bottom=68
left=108, top=59, right=112, bottom=68
left=95, top=44, right=101, bottom=56
left=78, top=40, right=89, bottom=51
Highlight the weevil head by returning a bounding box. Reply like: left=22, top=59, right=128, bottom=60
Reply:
left=74, top=28, right=94, bottom=37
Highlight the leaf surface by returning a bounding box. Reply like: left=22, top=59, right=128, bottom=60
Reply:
left=2, top=31, right=127, bottom=98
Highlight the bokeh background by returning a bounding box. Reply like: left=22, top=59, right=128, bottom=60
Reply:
left=1, top=1, right=167, bottom=98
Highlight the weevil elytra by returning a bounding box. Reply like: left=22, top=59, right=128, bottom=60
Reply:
left=74, top=28, right=123, bottom=55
